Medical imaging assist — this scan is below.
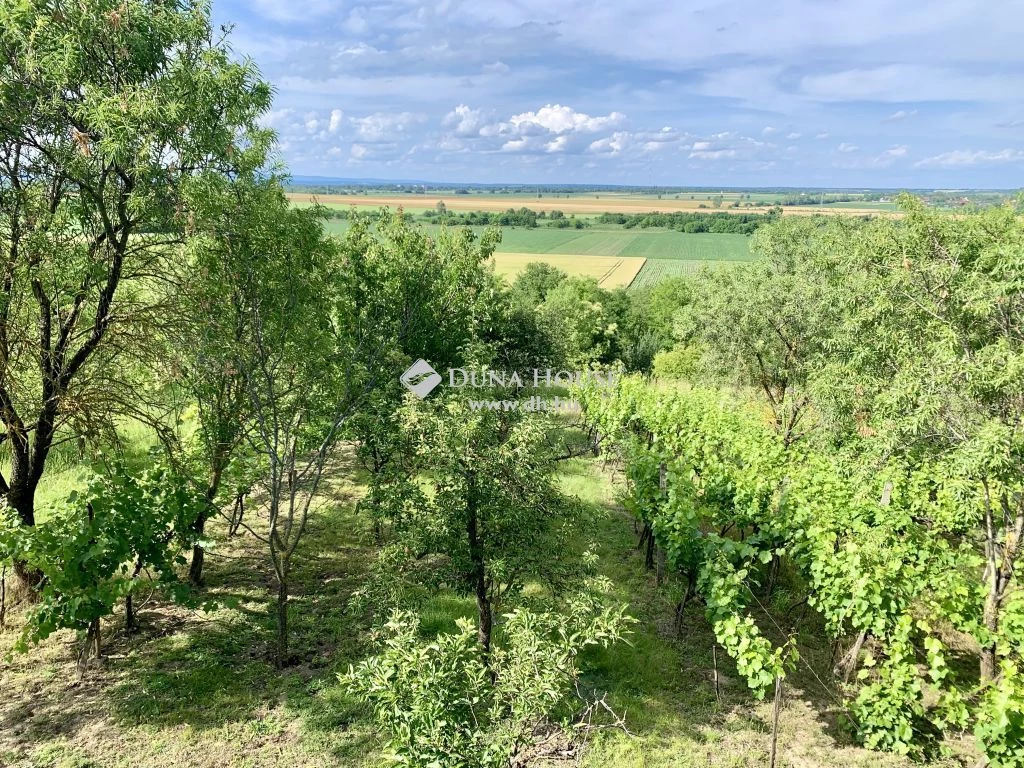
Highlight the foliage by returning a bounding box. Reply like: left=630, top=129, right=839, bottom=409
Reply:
left=0, top=0, right=273, bottom=546
left=344, top=587, right=633, bottom=767
left=596, top=210, right=778, bottom=234
left=0, top=458, right=203, bottom=649
left=365, top=399, right=583, bottom=645
left=574, top=372, right=1009, bottom=757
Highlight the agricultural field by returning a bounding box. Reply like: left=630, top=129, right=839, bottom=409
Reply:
left=492, top=229, right=751, bottom=261
left=321, top=219, right=752, bottom=289
left=629, top=258, right=724, bottom=288
left=491, top=253, right=646, bottom=288
left=287, top=192, right=896, bottom=218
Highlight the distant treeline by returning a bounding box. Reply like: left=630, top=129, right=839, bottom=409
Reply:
left=596, top=210, right=780, bottom=234
left=422, top=207, right=589, bottom=229
left=778, top=193, right=888, bottom=206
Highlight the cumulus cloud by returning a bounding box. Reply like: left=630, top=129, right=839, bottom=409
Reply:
left=587, top=132, right=631, bottom=156
left=506, top=104, right=625, bottom=135
left=786, top=132, right=802, bottom=140
left=687, top=132, right=766, bottom=160
left=837, top=142, right=858, bottom=153
left=914, top=148, right=1024, bottom=168
left=351, top=112, right=426, bottom=142
left=328, top=109, right=344, bottom=134
left=443, top=105, right=490, bottom=137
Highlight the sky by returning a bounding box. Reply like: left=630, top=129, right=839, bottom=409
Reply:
left=213, top=0, right=1024, bottom=188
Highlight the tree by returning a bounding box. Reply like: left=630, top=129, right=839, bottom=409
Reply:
left=538, top=277, right=618, bottom=369
left=508, top=262, right=567, bottom=311
left=2, top=458, right=202, bottom=668
left=0, top=0, right=272, bottom=588
left=818, top=197, right=1024, bottom=686
left=377, top=400, right=578, bottom=660
left=677, top=217, right=847, bottom=445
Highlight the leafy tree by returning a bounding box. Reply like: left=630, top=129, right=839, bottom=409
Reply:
left=374, top=400, right=580, bottom=659
left=508, top=262, right=567, bottom=311
left=0, top=0, right=272, bottom=588
left=816, top=197, right=1024, bottom=688
left=539, top=278, right=618, bottom=369
left=678, top=217, right=847, bottom=444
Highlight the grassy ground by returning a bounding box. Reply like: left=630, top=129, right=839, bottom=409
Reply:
left=0, top=453, right=978, bottom=767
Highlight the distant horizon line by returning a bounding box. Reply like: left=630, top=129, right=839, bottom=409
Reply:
left=284, top=175, right=1018, bottom=194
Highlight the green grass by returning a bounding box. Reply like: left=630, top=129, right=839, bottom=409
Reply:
left=491, top=229, right=751, bottom=261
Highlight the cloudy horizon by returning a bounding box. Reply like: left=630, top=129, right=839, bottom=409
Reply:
left=215, top=0, right=1024, bottom=188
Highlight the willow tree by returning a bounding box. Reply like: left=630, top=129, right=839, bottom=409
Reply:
left=0, top=0, right=272, bottom=587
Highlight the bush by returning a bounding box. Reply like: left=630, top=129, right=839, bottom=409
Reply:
left=344, top=589, right=633, bottom=767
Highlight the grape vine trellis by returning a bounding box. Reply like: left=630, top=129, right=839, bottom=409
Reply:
left=576, top=376, right=1024, bottom=764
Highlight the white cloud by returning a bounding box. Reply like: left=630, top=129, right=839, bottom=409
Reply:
left=260, top=108, right=296, bottom=130
left=587, top=132, right=630, bottom=155
left=856, top=145, right=909, bottom=168
left=914, top=148, right=1024, bottom=168
left=507, top=104, right=625, bottom=135
left=883, top=109, right=918, bottom=122
left=352, top=112, right=426, bottom=142
left=762, top=126, right=777, bottom=135
left=690, top=148, right=738, bottom=160
left=801, top=66, right=1020, bottom=103
left=837, top=142, right=858, bottom=153
left=545, top=135, right=571, bottom=152
left=328, top=109, right=344, bottom=134
left=687, top=131, right=765, bottom=160
left=815, top=132, right=830, bottom=140
left=786, top=132, right=802, bottom=140
left=250, top=0, right=342, bottom=22
left=443, top=105, right=489, bottom=136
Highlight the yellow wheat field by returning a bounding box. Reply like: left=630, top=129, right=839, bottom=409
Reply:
left=286, top=192, right=897, bottom=218
left=491, top=253, right=647, bottom=289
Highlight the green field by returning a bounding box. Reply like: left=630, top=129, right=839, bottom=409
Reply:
left=629, top=258, right=729, bottom=288
left=491, top=228, right=751, bottom=260
left=322, top=220, right=753, bottom=289
left=329, top=221, right=753, bottom=262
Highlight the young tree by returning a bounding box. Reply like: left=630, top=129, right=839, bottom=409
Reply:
left=0, top=0, right=272, bottom=588
left=380, top=400, right=578, bottom=660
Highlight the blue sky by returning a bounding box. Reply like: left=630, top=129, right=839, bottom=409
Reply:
left=214, top=0, right=1024, bottom=187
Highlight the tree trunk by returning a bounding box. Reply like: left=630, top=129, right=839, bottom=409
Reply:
left=980, top=490, right=1001, bottom=682
left=275, top=578, right=289, bottom=668
left=7, top=477, right=44, bottom=591
left=464, top=470, right=492, bottom=661
left=188, top=469, right=224, bottom=586
left=188, top=516, right=207, bottom=586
